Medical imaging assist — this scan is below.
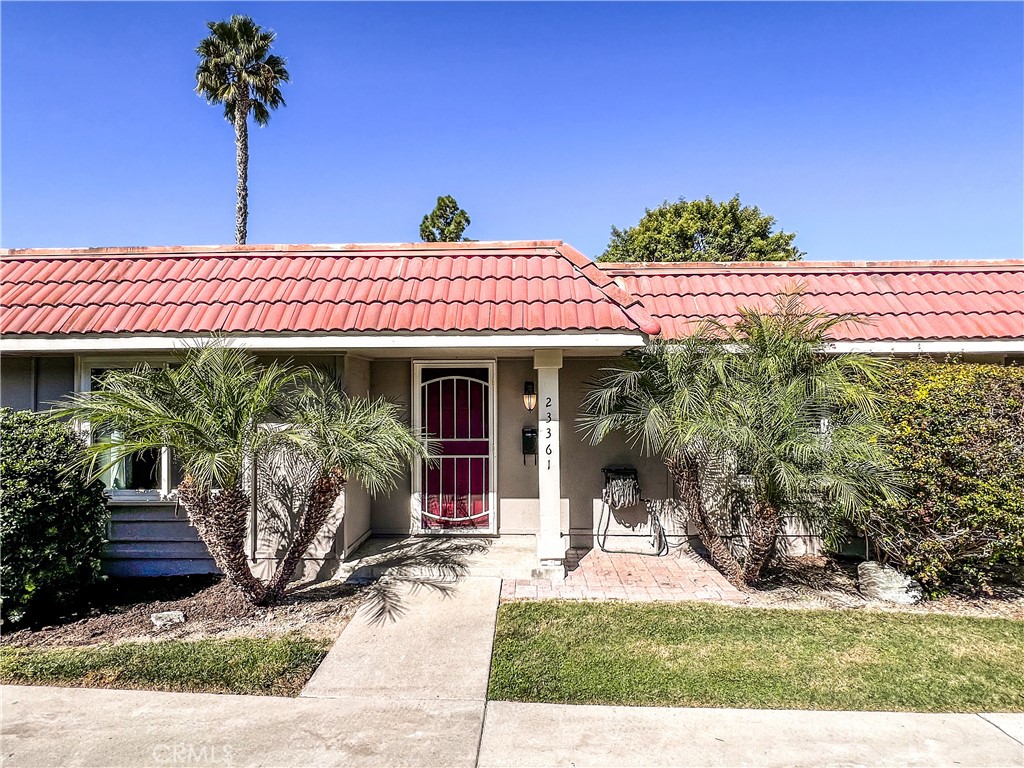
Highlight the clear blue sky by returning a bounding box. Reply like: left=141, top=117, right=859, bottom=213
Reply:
left=2, top=2, right=1022, bottom=260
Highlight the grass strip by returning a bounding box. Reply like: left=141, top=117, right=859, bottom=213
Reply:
left=489, top=601, right=1024, bottom=712
left=0, top=635, right=331, bottom=696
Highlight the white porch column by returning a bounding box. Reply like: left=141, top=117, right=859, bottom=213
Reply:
left=534, top=349, right=564, bottom=565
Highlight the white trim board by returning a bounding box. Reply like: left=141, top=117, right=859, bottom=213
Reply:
left=0, top=333, right=647, bottom=355
left=5, top=335, right=1021, bottom=356
left=668, top=340, right=1024, bottom=355
left=824, top=341, right=1024, bottom=354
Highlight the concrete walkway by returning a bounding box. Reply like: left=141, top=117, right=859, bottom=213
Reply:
left=2, top=576, right=504, bottom=768
left=301, top=576, right=501, bottom=701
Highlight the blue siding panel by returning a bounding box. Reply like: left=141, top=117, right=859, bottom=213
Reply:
left=103, top=504, right=219, bottom=577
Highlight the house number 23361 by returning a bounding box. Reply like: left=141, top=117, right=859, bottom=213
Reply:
left=544, top=398, right=554, bottom=469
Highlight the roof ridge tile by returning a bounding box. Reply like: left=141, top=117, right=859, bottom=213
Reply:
left=555, top=244, right=662, bottom=335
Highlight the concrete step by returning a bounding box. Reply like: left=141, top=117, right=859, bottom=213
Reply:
left=335, top=535, right=543, bottom=582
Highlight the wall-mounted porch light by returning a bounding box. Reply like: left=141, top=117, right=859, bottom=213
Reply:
left=523, top=381, right=537, bottom=412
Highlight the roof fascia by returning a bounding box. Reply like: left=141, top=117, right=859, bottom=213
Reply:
left=0, top=240, right=567, bottom=260
left=598, top=260, right=1024, bottom=275
left=0, top=332, right=647, bottom=355
left=657, top=339, right=1024, bottom=354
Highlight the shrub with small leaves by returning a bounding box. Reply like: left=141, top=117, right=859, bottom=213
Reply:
left=0, top=408, right=109, bottom=625
left=861, top=361, right=1024, bottom=594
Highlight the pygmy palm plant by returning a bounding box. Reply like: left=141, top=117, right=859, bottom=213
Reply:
left=195, top=15, right=289, bottom=245
left=580, top=292, right=901, bottom=586
left=57, top=343, right=422, bottom=605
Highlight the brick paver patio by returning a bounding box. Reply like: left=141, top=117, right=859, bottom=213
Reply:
left=501, top=546, right=747, bottom=602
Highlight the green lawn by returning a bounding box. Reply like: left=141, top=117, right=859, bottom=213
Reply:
left=489, top=601, right=1024, bottom=712
left=0, top=636, right=331, bottom=696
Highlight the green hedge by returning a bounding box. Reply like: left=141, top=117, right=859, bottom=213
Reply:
left=864, top=360, right=1024, bottom=593
left=0, top=408, right=109, bottom=625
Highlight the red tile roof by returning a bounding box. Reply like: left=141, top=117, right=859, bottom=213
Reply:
left=1, top=243, right=1021, bottom=344
left=0, top=242, right=659, bottom=337
left=601, top=260, right=1024, bottom=342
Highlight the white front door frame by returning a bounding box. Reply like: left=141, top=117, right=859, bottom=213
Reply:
left=410, top=360, right=498, bottom=535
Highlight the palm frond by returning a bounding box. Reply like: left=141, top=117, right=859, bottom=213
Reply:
left=578, top=288, right=902, bottom=537
left=194, top=15, right=289, bottom=123
left=285, top=367, right=424, bottom=496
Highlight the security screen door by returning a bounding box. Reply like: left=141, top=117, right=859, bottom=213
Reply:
left=414, top=363, right=496, bottom=533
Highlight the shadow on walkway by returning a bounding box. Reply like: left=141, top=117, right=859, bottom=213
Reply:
left=343, top=537, right=491, bottom=623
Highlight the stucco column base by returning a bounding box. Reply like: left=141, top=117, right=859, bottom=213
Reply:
left=532, top=562, right=566, bottom=579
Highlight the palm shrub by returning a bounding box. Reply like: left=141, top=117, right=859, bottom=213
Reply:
left=56, top=344, right=422, bottom=605
left=259, top=372, right=426, bottom=604
left=0, top=409, right=109, bottom=625
left=580, top=292, right=900, bottom=586
left=861, top=359, right=1024, bottom=593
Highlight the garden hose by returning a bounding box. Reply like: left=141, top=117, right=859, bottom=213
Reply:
left=596, top=498, right=669, bottom=556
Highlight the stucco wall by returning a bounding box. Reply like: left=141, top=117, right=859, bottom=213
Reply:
left=340, top=355, right=372, bottom=556
left=552, top=358, right=823, bottom=557
left=366, top=356, right=659, bottom=542
left=495, top=359, right=542, bottom=533
left=1, top=350, right=822, bottom=567
left=368, top=359, right=414, bottom=532
left=559, top=358, right=819, bottom=557
left=558, top=358, right=685, bottom=551
left=246, top=354, right=372, bottom=580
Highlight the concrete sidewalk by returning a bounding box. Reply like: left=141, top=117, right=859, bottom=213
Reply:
left=1, top=685, right=482, bottom=768
left=478, top=701, right=1024, bottom=768
left=3, top=685, right=1021, bottom=767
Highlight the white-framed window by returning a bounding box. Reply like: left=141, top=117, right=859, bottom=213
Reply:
left=76, top=356, right=180, bottom=503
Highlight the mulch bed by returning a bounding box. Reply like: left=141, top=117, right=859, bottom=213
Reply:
left=2, top=575, right=361, bottom=648
left=745, top=555, right=1024, bottom=620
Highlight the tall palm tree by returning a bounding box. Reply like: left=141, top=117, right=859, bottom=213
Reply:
left=580, top=292, right=902, bottom=586
left=195, top=16, right=289, bottom=245
left=57, top=344, right=423, bottom=605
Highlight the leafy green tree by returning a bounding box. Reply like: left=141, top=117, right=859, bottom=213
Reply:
left=580, top=293, right=898, bottom=586
left=195, top=16, right=290, bottom=245
left=862, top=360, right=1024, bottom=594
left=56, top=344, right=423, bottom=605
left=420, top=195, right=471, bottom=242
left=598, top=195, right=803, bottom=263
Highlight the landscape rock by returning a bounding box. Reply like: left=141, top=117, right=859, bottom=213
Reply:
left=857, top=561, right=924, bottom=604
left=150, top=610, right=185, bottom=628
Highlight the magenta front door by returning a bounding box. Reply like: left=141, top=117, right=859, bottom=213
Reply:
left=416, top=365, right=494, bottom=532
